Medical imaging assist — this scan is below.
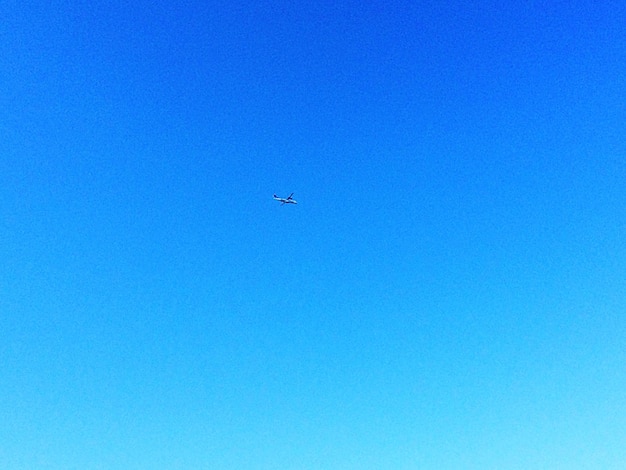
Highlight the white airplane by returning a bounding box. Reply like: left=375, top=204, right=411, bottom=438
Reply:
left=273, top=193, right=297, bottom=205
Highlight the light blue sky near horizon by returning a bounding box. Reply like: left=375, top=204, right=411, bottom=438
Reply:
left=2, top=1, right=626, bottom=468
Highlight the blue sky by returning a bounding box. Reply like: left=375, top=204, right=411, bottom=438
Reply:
left=2, top=1, right=625, bottom=468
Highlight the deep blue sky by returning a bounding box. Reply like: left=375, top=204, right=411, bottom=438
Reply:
left=2, top=1, right=625, bottom=468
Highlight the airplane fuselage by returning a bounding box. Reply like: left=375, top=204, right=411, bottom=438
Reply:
left=273, top=194, right=297, bottom=205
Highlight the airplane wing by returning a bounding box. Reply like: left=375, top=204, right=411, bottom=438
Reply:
left=287, top=193, right=294, bottom=199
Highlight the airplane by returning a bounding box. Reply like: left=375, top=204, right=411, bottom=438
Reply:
left=273, top=193, right=297, bottom=205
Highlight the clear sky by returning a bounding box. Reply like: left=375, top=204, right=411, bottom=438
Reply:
left=2, top=1, right=625, bottom=468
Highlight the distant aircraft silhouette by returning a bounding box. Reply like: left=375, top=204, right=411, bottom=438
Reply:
left=273, top=193, right=297, bottom=205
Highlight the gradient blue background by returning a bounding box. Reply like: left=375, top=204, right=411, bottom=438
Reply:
left=2, top=1, right=625, bottom=468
